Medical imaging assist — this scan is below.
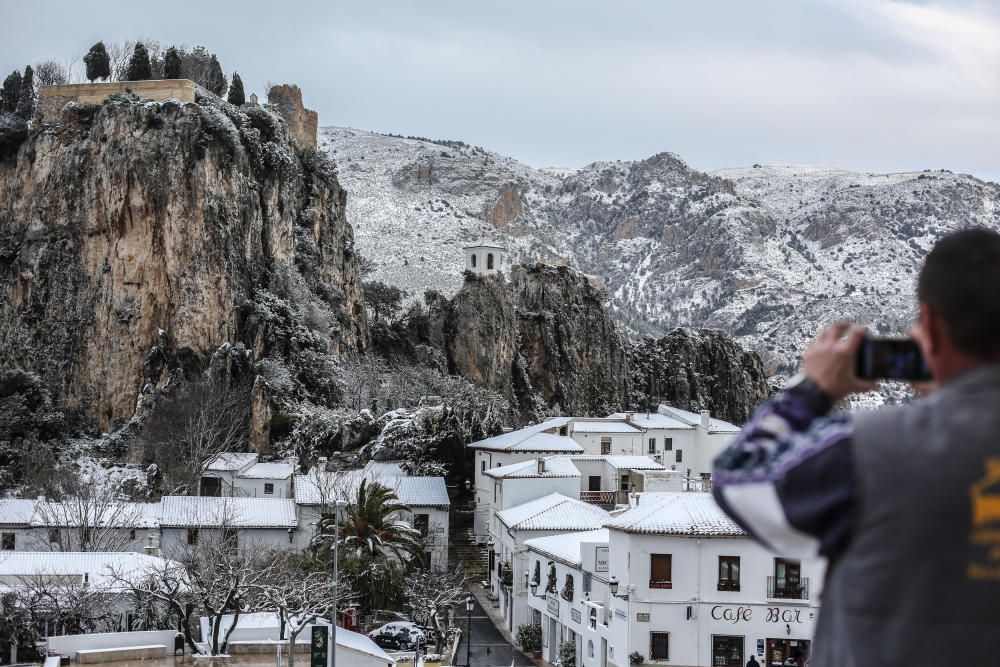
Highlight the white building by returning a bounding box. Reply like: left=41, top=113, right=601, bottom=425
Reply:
left=158, top=496, right=299, bottom=553
left=463, top=238, right=506, bottom=276
left=0, top=551, right=183, bottom=662
left=293, top=466, right=451, bottom=568
left=201, top=453, right=295, bottom=498
left=539, top=492, right=824, bottom=667
left=489, top=492, right=610, bottom=635
left=0, top=498, right=38, bottom=552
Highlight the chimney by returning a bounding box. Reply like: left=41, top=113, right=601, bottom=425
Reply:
left=700, top=410, right=711, bottom=428
left=536, top=458, right=546, bottom=475
left=624, top=411, right=635, bottom=425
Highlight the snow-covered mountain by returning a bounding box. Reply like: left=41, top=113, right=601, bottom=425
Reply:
left=321, top=127, right=1000, bottom=378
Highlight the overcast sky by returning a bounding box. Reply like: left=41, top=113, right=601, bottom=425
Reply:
left=2, top=0, right=998, bottom=181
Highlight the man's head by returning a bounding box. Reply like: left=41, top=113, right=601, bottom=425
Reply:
left=916, top=227, right=1000, bottom=380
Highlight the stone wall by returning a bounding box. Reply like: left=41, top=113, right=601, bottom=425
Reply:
left=37, top=79, right=198, bottom=123
left=267, top=84, right=318, bottom=150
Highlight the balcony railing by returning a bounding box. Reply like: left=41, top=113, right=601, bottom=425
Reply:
left=717, top=579, right=740, bottom=592
left=767, top=576, right=809, bottom=600
left=649, top=579, right=672, bottom=589
left=580, top=490, right=627, bottom=507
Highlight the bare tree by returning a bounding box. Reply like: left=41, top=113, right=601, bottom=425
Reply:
left=33, top=60, right=68, bottom=87
left=141, top=378, right=251, bottom=495
left=35, top=475, right=146, bottom=552
left=256, top=555, right=355, bottom=667
left=106, top=40, right=137, bottom=82
left=113, top=558, right=199, bottom=652
left=13, top=571, right=118, bottom=638
left=403, top=565, right=467, bottom=653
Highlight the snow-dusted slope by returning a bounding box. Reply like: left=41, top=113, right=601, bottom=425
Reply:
left=323, top=127, right=1000, bottom=378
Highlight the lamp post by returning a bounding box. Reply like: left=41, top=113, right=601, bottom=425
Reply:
left=329, top=499, right=348, bottom=667
left=464, top=594, right=474, bottom=667
left=609, top=576, right=630, bottom=601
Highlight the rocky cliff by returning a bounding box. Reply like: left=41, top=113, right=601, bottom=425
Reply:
left=0, top=92, right=367, bottom=430
left=412, top=263, right=766, bottom=423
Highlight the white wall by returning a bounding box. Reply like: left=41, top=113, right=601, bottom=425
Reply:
left=47, top=630, right=179, bottom=656
left=159, top=527, right=295, bottom=554
left=570, top=431, right=642, bottom=456
left=465, top=247, right=503, bottom=274
left=232, top=477, right=292, bottom=499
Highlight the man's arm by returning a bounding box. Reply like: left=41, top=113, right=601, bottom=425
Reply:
left=713, top=322, right=874, bottom=558
left=712, top=379, right=856, bottom=558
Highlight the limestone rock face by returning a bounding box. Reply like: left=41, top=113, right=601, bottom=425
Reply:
left=422, top=262, right=767, bottom=422
left=0, top=94, right=366, bottom=429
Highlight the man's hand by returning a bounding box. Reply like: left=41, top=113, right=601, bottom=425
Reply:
left=802, top=322, right=877, bottom=402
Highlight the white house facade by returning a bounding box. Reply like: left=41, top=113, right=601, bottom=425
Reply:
left=463, top=239, right=506, bottom=276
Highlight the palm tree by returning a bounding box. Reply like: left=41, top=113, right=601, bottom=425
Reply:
left=339, top=478, right=425, bottom=564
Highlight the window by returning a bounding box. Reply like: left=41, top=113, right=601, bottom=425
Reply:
left=494, top=482, right=498, bottom=502
left=471, top=254, right=477, bottom=268
left=222, top=527, right=238, bottom=547
left=264, top=483, right=274, bottom=495
left=533, top=560, right=541, bottom=586
left=583, top=572, right=592, bottom=593
left=620, top=474, right=630, bottom=492
left=1, top=532, right=14, bottom=550
left=712, top=635, right=744, bottom=667
left=487, top=253, right=495, bottom=270
left=481, top=460, right=486, bottom=474
left=676, top=449, right=683, bottom=463
left=414, top=513, right=429, bottom=537
left=588, top=475, right=601, bottom=491
left=664, top=437, right=673, bottom=451
left=601, top=437, right=612, bottom=454
left=650, top=632, right=670, bottom=661
left=187, top=528, right=199, bottom=545
left=718, top=556, right=740, bottom=591
left=129, top=529, right=136, bottom=541
left=561, top=573, right=574, bottom=601
left=650, top=554, right=672, bottom=589
left=648, top=437, right=656, bottom=453
left=48, top=528, right=60, bottom=544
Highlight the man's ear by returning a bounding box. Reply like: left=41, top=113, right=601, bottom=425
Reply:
left=919, top=302, right=940, bottom=357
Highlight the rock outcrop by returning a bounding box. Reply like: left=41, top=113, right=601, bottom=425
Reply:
left=415, top=262, right=767, bottom=423
left=0, top=92, right=366, bottom=429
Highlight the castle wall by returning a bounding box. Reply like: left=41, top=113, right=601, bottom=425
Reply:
left=37, top=80, right=198, bottom=124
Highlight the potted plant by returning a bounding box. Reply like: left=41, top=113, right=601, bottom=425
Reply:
left=629, top=650, right=644, bottom=665
left=515, top=623, right=542, bottom=658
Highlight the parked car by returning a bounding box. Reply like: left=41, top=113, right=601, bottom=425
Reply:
left=369, top=622, right=426, bottom=650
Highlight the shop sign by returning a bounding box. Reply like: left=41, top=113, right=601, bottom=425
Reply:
left=595, top=546, right=609, bottom=572
left=614, top=608, right=627, bottom=620
left=757, top=639, right=765, bottom=655
left=571, top=609, right=582, bottom=623
left=636, top=613, right=650, bottom=622
left=547, top=595, right=560, bottom=616
left=310, top=626, right=328, bottom=667
left=710, top=605, right=810, bottom=625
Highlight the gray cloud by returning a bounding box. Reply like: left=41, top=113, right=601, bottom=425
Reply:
left=1, top=0, right=997, bottom=181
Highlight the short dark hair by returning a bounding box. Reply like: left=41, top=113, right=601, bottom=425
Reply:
left=917, top=227, right=1000, bottom=359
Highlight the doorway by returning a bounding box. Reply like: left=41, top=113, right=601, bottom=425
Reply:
left=712, top=635, right=744, bottom=666
left=765, top=638, right=810, bottom=666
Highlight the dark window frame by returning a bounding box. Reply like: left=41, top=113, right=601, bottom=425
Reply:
left=187, top=528, right=199, bottom=545
left=718, top=555, right=741, bottom=591
left=649, top=553, right=672, bottom=589
left=264, top=482, right=274, bottom=495
left=1, top=532, right=14, bottom=550
left=650, top=631, right=669, bottom=660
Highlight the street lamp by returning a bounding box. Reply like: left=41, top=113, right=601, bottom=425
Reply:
left=526, top=571, right=545, bottom=599
left=465, top=594, right=474, bottom=667
left=609, top=576, right=630, bottom=601
left=464, top=479, right=471, bottom=491
left=329, top=499, right=348, bottom=667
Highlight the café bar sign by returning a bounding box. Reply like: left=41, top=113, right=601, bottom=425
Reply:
left=710, top=605, right=811, bottom=625
left=595, top=546, right=609, bottom=572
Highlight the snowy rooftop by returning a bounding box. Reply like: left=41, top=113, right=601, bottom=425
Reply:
left=485, top=457, right=580, bottom=479
left=463, top=237, right=506, bottom=250
left=469, top=417, right=574, bottom=452
left=524, top=528, right=609, bottom=566
left=239, top=462, right=294, bottom=480
left=569, top=455, right=665, bottom=470
left=508, top=433, right=584, bottom=453
left=206, top=452, right=259, bottom=472
left=294, top=471, right=450, bottom=508
left=159, top=496, right=297, bottom=528
left=32, top=501, right=161, bottom=528
left=362, top=461, right=407, bottom=477
left=0, top=552, right=177, bottom=590
left=571, top=419, right=641, bottom=434
left=604, top=492, right=747, bottom=536
left=607, top=412, right=694, bottom=430
left=0, top=499, right=37, bottom=525
left=660, top=406, right=741, bottom=433
left=498, top=493, right=610, bottom=531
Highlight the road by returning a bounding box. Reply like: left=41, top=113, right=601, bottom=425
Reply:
left=455, top=595, right=535, bottom=666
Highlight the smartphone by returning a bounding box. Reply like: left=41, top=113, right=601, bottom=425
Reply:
left=855, top=337, right=933, bottom=381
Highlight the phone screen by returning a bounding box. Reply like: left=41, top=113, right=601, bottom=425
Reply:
left=855, top=337, right=933, bottom=381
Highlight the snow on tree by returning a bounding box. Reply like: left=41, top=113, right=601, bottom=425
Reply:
left=113, top=558, right=200, bottom=653
left=124, top=43, right=152, bottom=82
left=227, top=72, right=245, bottom=106
left=83, top=42, right=111, bottom=82
left=403, top=565, right=467, bottom=653
left=34, top=474, right=146, bottom=551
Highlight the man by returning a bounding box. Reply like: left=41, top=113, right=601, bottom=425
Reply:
left=713, top=228, right=1000, bottom=667
left=746, top=654, right=760, bottom=667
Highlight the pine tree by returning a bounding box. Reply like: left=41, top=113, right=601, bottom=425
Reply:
left=83, top=42, right=111, bottom=82
left=1, top=70, right=21, bottom=113
left=206, top=55, right=226, bottom=96
left=15, top=66, right=33, bottom=119
left=226, top=72, right=245, bottom=105
left=124, top=43, right=152, bottom=81
left=162, top=47, right=182, bottom=79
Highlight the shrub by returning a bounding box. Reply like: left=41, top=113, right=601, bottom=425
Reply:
left=515, top=624, right=542, bottom=652
left=629, top=651, right=644, bottom=665
left=557, top=639, right=576, bottom=667
left=83, top=42, right=111, bottom=82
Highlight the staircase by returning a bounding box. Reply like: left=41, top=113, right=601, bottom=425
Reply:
left=449, top=499, right=487, bottom=581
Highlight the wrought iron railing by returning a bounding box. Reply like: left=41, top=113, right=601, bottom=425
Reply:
left=767, top=576, right=809, bottom=599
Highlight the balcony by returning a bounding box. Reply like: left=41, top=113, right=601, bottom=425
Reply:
left=580, top=490, right=627, bottom=507
left=767, top=576, right=809, bottom=600
left=649, top=579, right=672, bottom=589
